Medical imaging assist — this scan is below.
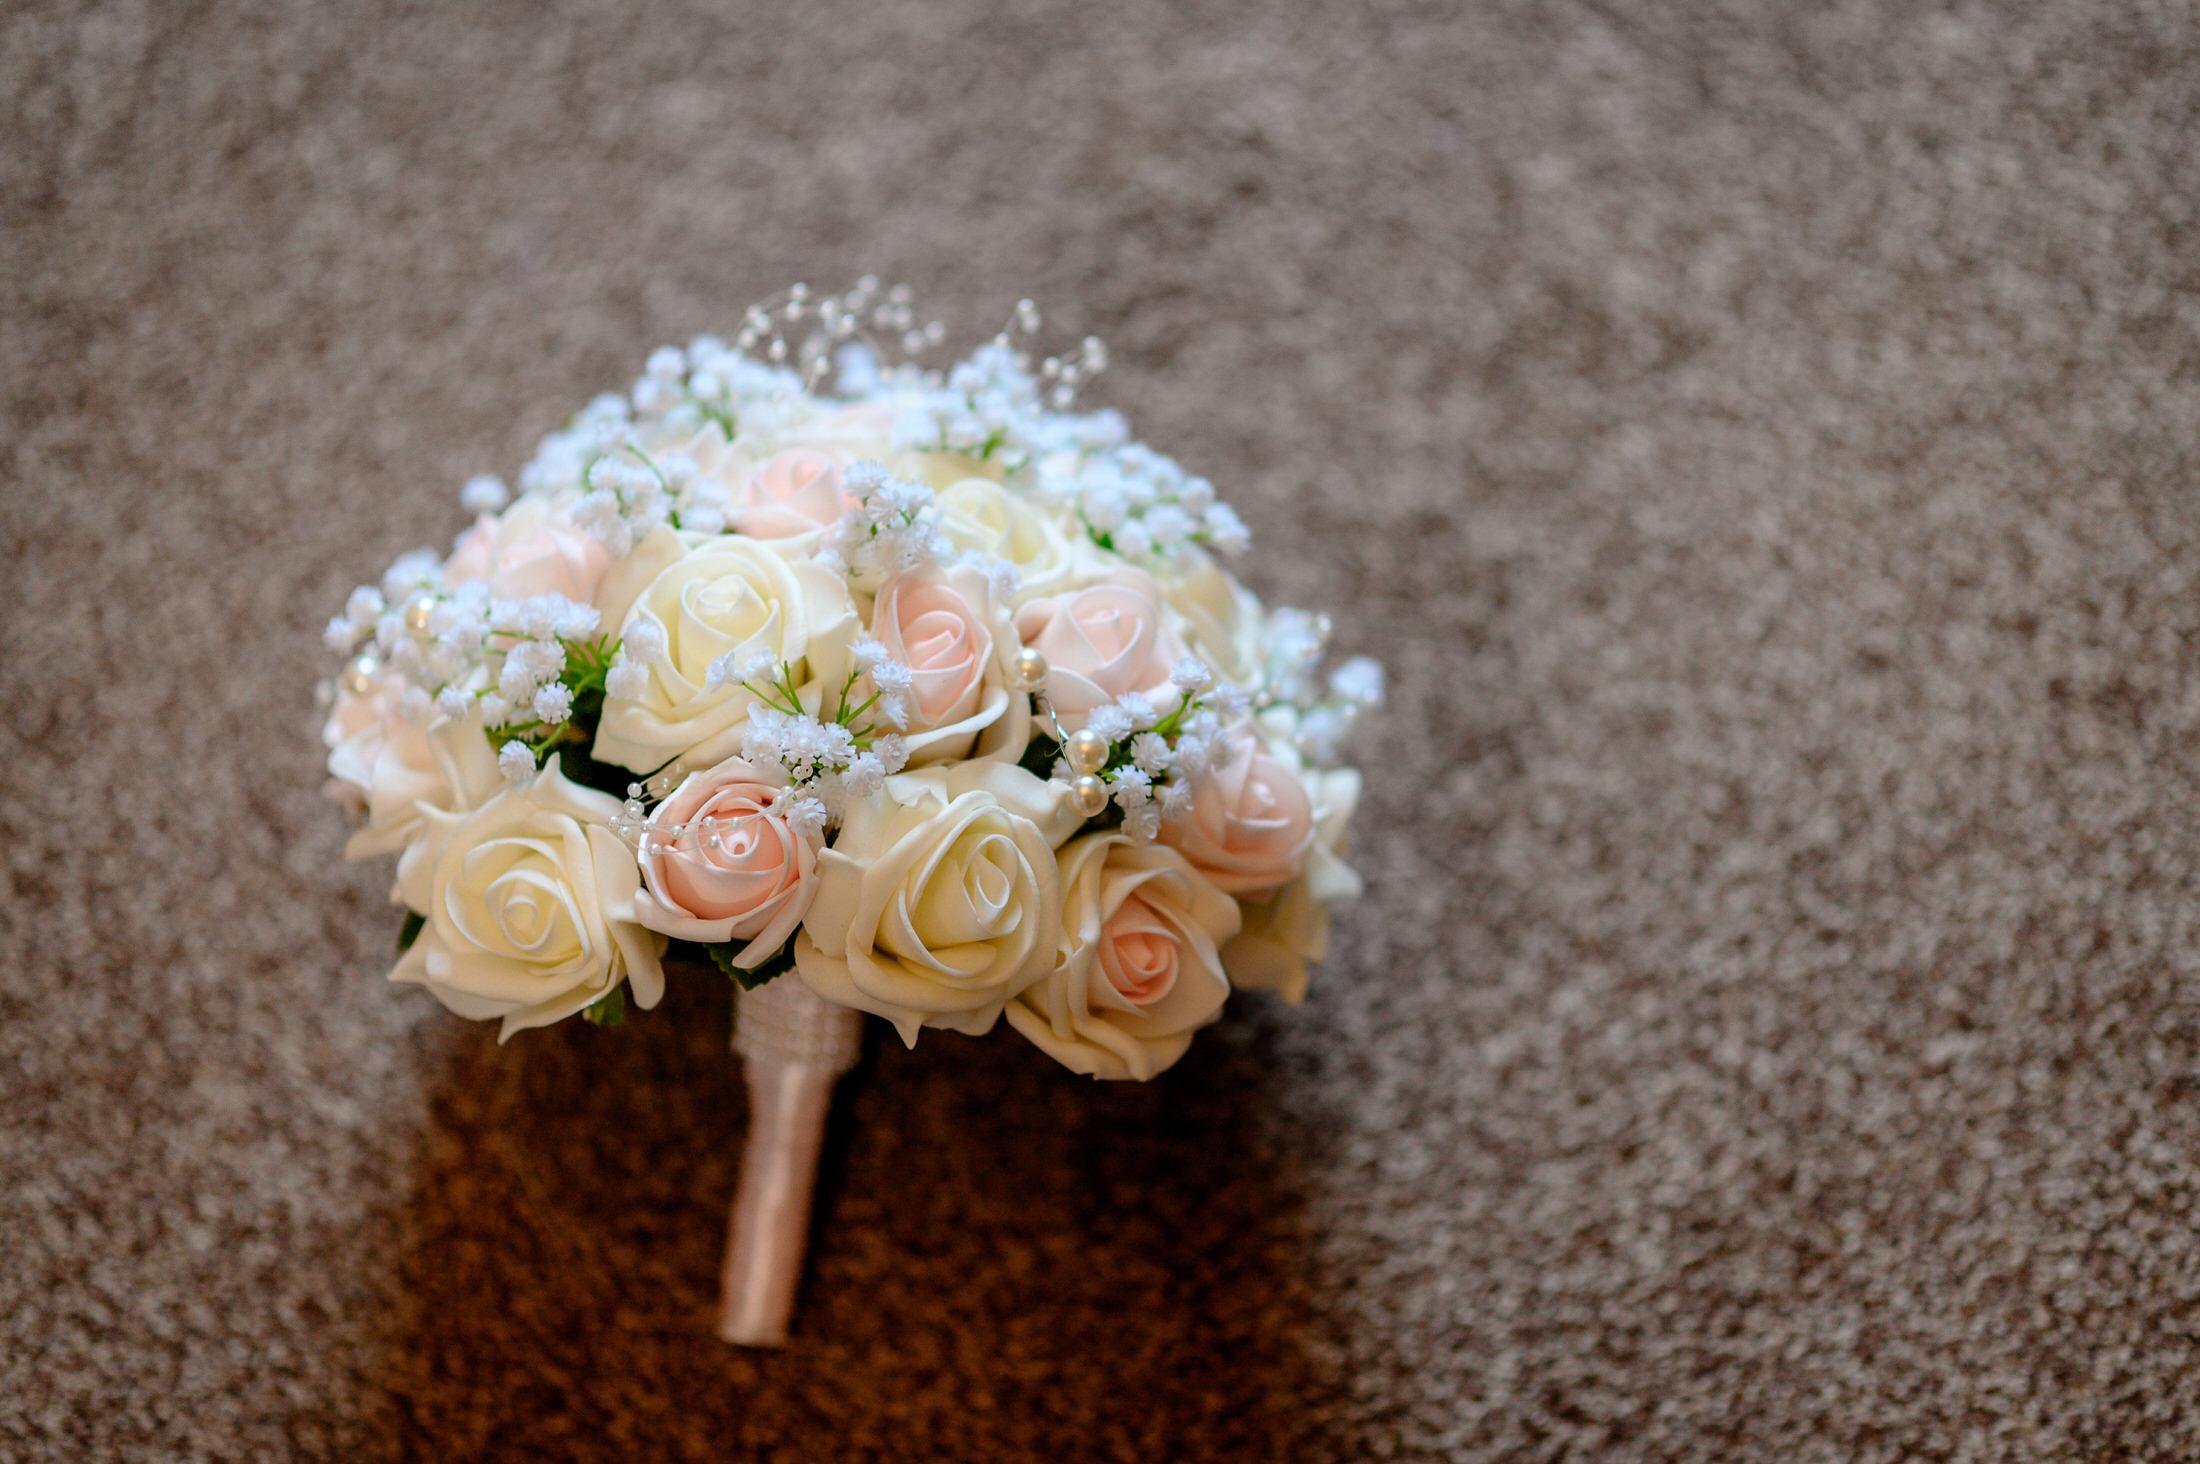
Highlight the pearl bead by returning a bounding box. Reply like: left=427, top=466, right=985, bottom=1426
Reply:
left=1012, top=647, right=1050, bottom=692
left=342, top=655, right=378, bottom=697
left=1065, top=727, right=1110, bottom=775
left=1070, top=774, right=1110, bottom=819
left=403, top=595, right=437, bottom=633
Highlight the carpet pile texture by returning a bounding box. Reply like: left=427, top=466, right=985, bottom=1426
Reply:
left=7, top=2, right=2200, bottom=1458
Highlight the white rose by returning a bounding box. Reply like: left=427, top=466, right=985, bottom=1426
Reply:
left=1160, top=549, right=1268, bottom=689
left=393, top=761, right=666, bottom=1040
left=662, top=419, right=749, bottom=481
left=1006, top=833, right=1240, bottom=1081
left=793, top=762, right=1081, bottom=1045
left=1218, top=717, right=1364, bottom=1004
left=930, top=478, right=1080, bottom=603
left=327, top=686, right=503, bottom=862
left=591, top=526, right=857, bottom=772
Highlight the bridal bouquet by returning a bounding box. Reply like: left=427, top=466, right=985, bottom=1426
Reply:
left=322, top=284, right=1379, bottom=1339
left=321, top=284, right=1379, bottom=1082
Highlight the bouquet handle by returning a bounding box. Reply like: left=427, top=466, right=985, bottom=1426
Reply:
left=717, top=975, right=863, bottom=1347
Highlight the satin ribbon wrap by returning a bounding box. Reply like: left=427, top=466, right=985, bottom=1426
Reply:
left=717, top=976, right=863, bottom=1346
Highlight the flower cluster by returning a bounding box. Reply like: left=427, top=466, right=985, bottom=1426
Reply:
left=323, top=569, right=612, bottom=778
left=1037, top=440, right=1251, bottom=562
left=814, top=461, right=955, bottom=585
left=320, top=287, right=1378, bottom=1075
left=1034, top=656, right=1248, bottom=840
left=702, top=648, right=913, bottom=822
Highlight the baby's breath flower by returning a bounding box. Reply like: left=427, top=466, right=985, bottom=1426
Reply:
left=380, top=550, right=441, bottom=602
left=497, top=741, right=535, bottom=784
left=460, top=475, right=510, bottom=513
left=1170, top=657, right=1215, bottom=695
left=345, top=586, right=386, bottom=625
left=531, top=682, right=573, bottom=723
left=869, top=659, right=913, bottom=697
left=1329, top=655, right=1385, bottom=707
left=784, top=796, right=829, bottom=839
left=1129, top=733, right=1174, bottom=775
left=1085, top=704, right=1134, bottom=743
left=843, top=751, right=887, bottom=800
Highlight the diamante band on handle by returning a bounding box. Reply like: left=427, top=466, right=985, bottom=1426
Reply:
left=732, top=971, right=864, bottom=1073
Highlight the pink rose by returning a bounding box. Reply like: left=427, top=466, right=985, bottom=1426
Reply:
left=322, top=678, right=417, bottom=824
left=877, top=574, right=987, bottom=727
left=324, top=680, right=504, bottom=863
left=1013, top=569, right=1188, bottom=733
left=634, top=757, right=821, bottom=964
left=1097, top=894, right=1184, bottom=1004
left=867, top=566, right=1032, bottom=766
left=444, top=499, right=612, bottom=604
left=1005, top=833, right=1240, bottom=1080
left=1161, top=725, right=1315, bottom=896
left=731, top=448, right=857, bottom=540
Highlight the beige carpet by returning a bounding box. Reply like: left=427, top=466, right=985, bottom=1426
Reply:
left=8, top=1, right=2200, bottom=1458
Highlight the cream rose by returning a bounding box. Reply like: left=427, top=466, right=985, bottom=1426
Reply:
left=1161, top=549, right=1267, bottom=689
left=1220, top=730, right=1363, bottom=1004
left=591, top=526, right=857, bottom=772
left=1161, top=723, right=1316, bottom=896
left=1006, top=834, right=1240, bottom=1081
left=1013, top=568, right=1188, bottom=734
left=930, top=478, right=1079, bottom=603
left=392, top=762, right=667, bottom=1041
left=326, top=686, right=503, bottom=862
left=793, top=762, right=1081, bottom=1045
left=634, top=756, right=820, bottom=965
left=867, top=564, right=1030, bottom=766
left=444, top=497, right=614, bottom=605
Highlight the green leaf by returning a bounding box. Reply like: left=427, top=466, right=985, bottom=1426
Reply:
left=583, top=982, right=628, bottom=1028
left=707, top=940, right=796, bottom=991
left=1018, top=731, right=1062, bottom=780
left=556, top=741, right=639, bottom=798
left=396, top=911, right=425, bottom=953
